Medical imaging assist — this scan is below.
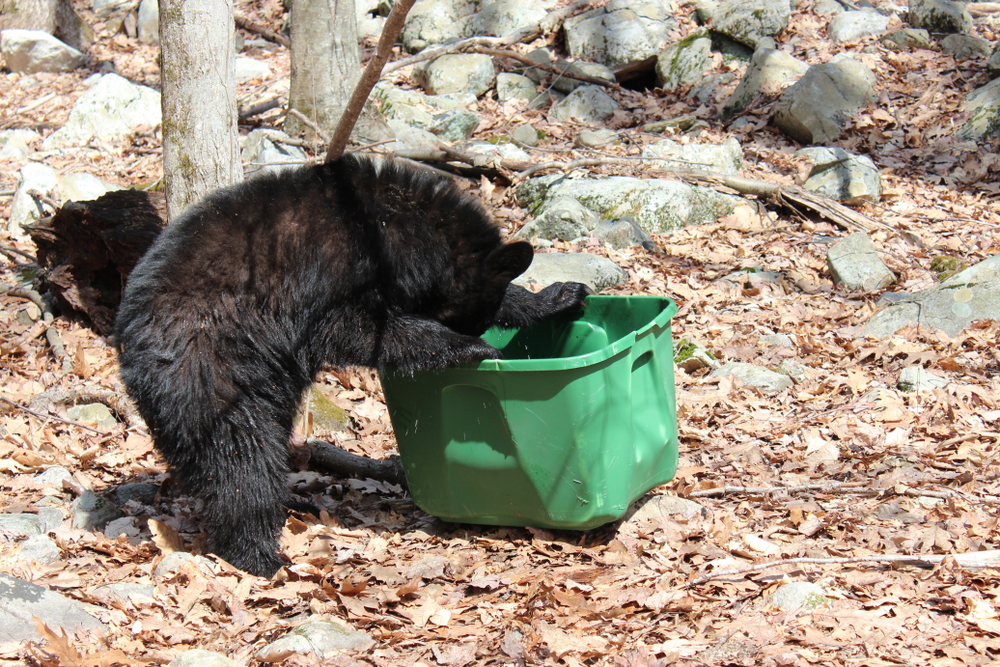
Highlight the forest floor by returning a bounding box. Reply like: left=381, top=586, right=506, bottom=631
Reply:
left=2, top=1, right=1000, bottom=666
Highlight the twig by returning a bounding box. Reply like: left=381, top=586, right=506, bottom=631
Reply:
left=0, top=395, right=111, bottom=436
left=234, top=13, right=290, bottom=48
left=287, top=108, right=330, bottom=144
left=969, top=2, right=1000, bottom=16
left=3, top=284, right=46, bottom=310
left=326, top=0, right=418, bottom=162
left=516, top=157, right=630, bottom=180
left=239, top=96, right=284, bottom=120
left=29, top=387, right=144, bottom=430
left=688, top=550, right=1000, bottom=586
left=0, top=246, right=38, bottom=264
left=687, top=481, right=1000, bottom=503
left=382, top=0, right=597, bottom=75
left=474, top=47, right=620, bottom=90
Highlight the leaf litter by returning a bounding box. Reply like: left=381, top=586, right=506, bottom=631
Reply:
left=2, top=0, right=1000, bottom=665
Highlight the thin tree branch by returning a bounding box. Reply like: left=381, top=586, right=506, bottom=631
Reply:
left=326, top=0, right=418, bottom=162
left=234, top=13, right=290, bottom=48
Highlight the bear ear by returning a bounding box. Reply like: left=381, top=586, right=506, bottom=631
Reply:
left=485, top=241, right=534, bottom=286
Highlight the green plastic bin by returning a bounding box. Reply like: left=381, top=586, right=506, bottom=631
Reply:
left=380, top=295, right=679, bottom=529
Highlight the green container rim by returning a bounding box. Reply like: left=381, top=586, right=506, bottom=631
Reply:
left=473, top=294, right=678, bottom=372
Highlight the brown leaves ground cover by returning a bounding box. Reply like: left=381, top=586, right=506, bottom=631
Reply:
left=2, top=0, right=1000, bottom=665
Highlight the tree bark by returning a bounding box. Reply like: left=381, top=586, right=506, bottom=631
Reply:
left=159, top=0, right=242, bottom=222
left=285, top=0, right=361, bottom=140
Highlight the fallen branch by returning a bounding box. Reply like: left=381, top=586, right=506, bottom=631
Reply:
left=474, top=47, right=620, bottom=90
left=0, top=396, right=111, bottom=436
left=234, top=13, right=289, bottom=48
left=382, top=0, right=597, bottom=75
left=688, top=550, right=1000, bottom=586
left=968, top=2, right=1000, bottom=17
left=307, top=438, right=407, bottom=487
left=688, top=481, right=1000, bottom=504
left=29, top=387, right=144, bottom=430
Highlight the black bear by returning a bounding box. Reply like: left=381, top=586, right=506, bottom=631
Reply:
left=115, top=154, right=590, bottom=577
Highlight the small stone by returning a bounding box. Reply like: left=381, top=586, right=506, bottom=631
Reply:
left=66, top=403, right=117, bottom=429
left=17, top=535, right=61, bottom=565
left=495, top=72, right=537, bottom=103
left=511, top=124, right=539, bottom=146
left=760, top=333, right=794, bottom=348
left=826, top=232, right=895, bottom=291
left=256, top=619, right=375, bottom=661
left=769, top=582, right=830, bottom=611
left=71, top=490, right=123, bottom=530
left=0, top=573, right=104, bottom=643
left=897, top=366, right=949, bottom=392
left=710, top=361, right=793, bottom=393
left=104, top=516, right=140, bottom=540
left=168, top=649, right=243, bottom=667
left=575, top=128, right=618, bottom=147
left=550, top=85, right=619, bottom=123
left=114, top=482, right=159, bottom=506
left=35, top=465, right=74, bottom=488
left=154, top=551, right=216, bottom=578
left=234, top=57, right=271, bottom=83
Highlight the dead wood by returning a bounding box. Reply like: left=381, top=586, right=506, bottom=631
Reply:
left=25, top=189, right=168, bottom=335
left=308, top=438, right=407, bottom=487
left=234, top=12, right=289, bottom=48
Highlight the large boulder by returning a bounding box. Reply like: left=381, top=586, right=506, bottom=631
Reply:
left=0, top=29, right=86, bottom=73
left=772, top=55, right=876, bottom=144
left=712, top=0, right=791, bottom=48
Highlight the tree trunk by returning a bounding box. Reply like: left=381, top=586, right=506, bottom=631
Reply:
left=285, top=0, right=361, bottom=140
left=159, top=0, right=242, bottom=222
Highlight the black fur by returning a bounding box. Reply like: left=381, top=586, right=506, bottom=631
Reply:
left=115, top=155, right=589, bottom=577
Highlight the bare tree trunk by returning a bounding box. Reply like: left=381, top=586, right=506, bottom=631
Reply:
left=159, top=0, right=242, bottom=222
left=285, top=0, right=361, bottom=140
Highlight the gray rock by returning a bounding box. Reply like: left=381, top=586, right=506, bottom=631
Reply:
left=989, top=43, right=1000, bottom=79
left=168, top=649, right=243, bottom=667
left=516, top=196, right=599, bottom=243
left=71, top=490, right=123, bottom=530
left=234, top=57, right=271, bottom=83
left=519, top=174, right=743, bottom=234
left=115, top=482, right=159, bottom=506
left=711, top=362, right=794, bottom=393
left=94, top=582, right=156, bottom=603
left=387, top=126, right=442, bottom=153
left=720, top=267, right=783, bottom=285
left=154, top=551, right=216, bottom=578
left=815, top=0, right=847, bottom=13
left=880, top=28, right=932, bottom=51
left=401, top=0, right=550, bottom=52
left=797, top=146, right=881, bottom=204
left=377, top=84, right=479, bottom=138
left=769, top=581, right=830, bottom=611
left=66, top=403, right=117, bottom=429
left=0, top=513, right=47, bottom=537
left=760, top=333, right=794, bottom=348
left=0, top=128, right=40, bottom=159
left=496, top=72, right=538, bottom=102
left=9, top=162, right=58, bottom=237
left=93, top=0, right=132, bottom=16
left=429, top=106, right=480, bottom=141
left=592, top=218, right=655, bottom=250
left=575, top=128, right=619, bottom=147
left=628, top=495, right=711, bottom=524
left=642, top=137, right=744, bottom=176
left=465, top=141, right=530, bottom=164
left=826, top=232, right=895, bottom=290
left=775, top=359, right=808, bottom=382
left=941, top=34, right=991, bottom=61
left=513, top=253, right=626, bottom=292
left=0, top=29, right=87, bottom=74
left=863, top=255, right=1000, bottom=338
left=511, top=124, right=539, bottom=146
left=958, top=78, right=1000, bottom=139
left=137, top=0, right=159, bottom=44
left=58, top=172, right=121, bottom=204
left=35, top=465, right=74, bottom=488
left=17, top=535, right=62, bottom=565
left=563, top=0, right=677, bottom=69
left=43, top=74, right=162, bottom=149
left=0, top=573, right=104, bottom=643
left=256, top=619, right=375, bottom=662
left=552, top=61, right=617, bottom=94
left=655, top=34, right=712, bottom=89
left=908, top=0, right=972, bottom=34
left=898, top=366, right=949, bottom=392
left=674, top=338, right=719, bottom=372
left=828, top=10, right=891, bottom=42
left=415, top=54, right=496, bottom=97
left=243, top=129, right=307, bottom=177
left=712, top=0, right=791, bottom=48
left=772, top=55, right=877, bottom=144
left=550, top=85, right=618, bottom=123
left=720, top=47, right=808, bottom=121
